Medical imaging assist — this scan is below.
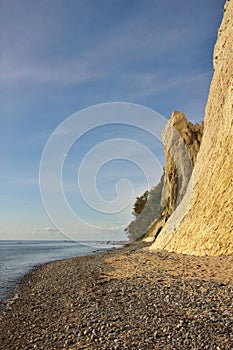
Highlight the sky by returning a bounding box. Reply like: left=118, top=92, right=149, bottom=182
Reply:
left=0, top=0, right=225, bottom=241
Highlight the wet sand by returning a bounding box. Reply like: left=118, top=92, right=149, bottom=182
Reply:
left=0, top=242, right=232, bottom=349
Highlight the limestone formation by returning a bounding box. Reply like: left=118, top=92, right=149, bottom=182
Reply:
left=150, top=0, right=233, bottom=256
left=143, top=112, right=203, bottom=242
left=161, top=111, right=203, bottom=219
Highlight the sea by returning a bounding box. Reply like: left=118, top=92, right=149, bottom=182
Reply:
left=0, top=240, right=123, bottom=303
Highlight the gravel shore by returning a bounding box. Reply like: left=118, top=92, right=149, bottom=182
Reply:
left=0, top=242, right=232, bottom=349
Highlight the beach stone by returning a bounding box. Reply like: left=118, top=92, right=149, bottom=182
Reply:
left=0, top=242, right=233, bottom=349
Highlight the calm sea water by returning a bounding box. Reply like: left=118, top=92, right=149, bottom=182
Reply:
left=0, top=240, right=122, bottom=302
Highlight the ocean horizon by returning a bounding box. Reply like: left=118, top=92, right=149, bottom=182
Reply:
left=0, top=239, right=124, bottom=303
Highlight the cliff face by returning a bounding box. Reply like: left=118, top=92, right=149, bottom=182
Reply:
left=143, top=112, right=203, bottom=243
left=150, top=0, right=233, bottom=256
left=161, top=111, right=203, bottom=220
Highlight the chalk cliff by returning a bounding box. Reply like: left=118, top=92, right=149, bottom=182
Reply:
left=143, top=112, right=203, bottom=243
left=160, top=111, right=203, bottom=221
left=150, top=0, right=233, bottom=255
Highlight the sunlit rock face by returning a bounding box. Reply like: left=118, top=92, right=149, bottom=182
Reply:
left=143, top=111, right=203, bottom=243
left=160, top=111, right=203, bottom=220
left=150, top=0, right=233, bottom=256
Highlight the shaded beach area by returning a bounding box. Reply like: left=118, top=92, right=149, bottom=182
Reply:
left=0, top=242, right=232, bottom=349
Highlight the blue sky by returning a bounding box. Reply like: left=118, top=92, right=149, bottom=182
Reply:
left=0, top=0, right=225, bottom=240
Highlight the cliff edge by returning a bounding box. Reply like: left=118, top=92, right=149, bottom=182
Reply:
left=160, top=111, right=203, bottom=222
left=150, top=0, right=233, bottom=256
left=143, top=111, right=203, bottom=243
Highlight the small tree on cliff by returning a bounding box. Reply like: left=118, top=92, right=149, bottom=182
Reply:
left=132, top=190, right=148, bottom=217
left=125, top=175, right=164, bottom=241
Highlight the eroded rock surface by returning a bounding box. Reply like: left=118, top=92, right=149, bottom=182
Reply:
left=161, top=111, right=203, bottom=219
left=151, top=0, right=233, bottom=256
left=144, top=111, right=203, bottom=242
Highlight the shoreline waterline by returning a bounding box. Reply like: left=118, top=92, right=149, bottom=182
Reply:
left=0, top=241, right=232, bottom=349
left=0, top=240, right=127, bottom=304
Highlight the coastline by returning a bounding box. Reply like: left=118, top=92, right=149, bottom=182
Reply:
left=0, top=242, right=232, bottom=349
left=0, top=240, right=127, bottom=305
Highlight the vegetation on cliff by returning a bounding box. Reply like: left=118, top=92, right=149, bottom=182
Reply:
left=125, top=175, right=163, bottom=240
left=142, top=112, right=204, bottom=242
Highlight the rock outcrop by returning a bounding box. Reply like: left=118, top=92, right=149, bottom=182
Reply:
left=150, top=0, right=233, bottom=256
left=161, top=111, right=203, bottom=219
left=143, top=112, right=203, bottom=242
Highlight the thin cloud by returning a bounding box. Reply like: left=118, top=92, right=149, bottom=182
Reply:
left=122, top=71, right=212, bottom=101
left=8, top=177, right=39, bottom=187
left=0, top=1, right=213, bottom=87
left=44, top=227, right=59, bottom=232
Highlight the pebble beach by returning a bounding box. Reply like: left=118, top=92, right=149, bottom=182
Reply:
left=0, top=242, right=232, bottom=349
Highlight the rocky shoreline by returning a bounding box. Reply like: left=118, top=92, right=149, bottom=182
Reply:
left=0, top=242, right=232, bottom=349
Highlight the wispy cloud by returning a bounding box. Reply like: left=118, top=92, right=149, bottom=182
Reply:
left=0, top=1, right=211, bottom=88
left=0, top=56, right=105, bottom=85
left=0, top=0, right=224, bottom=239
left=8, top=177, right=39, bottom=187
left=44, top=226, right=59, bottom=232
left=122, top=71, right=212, bottom=101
